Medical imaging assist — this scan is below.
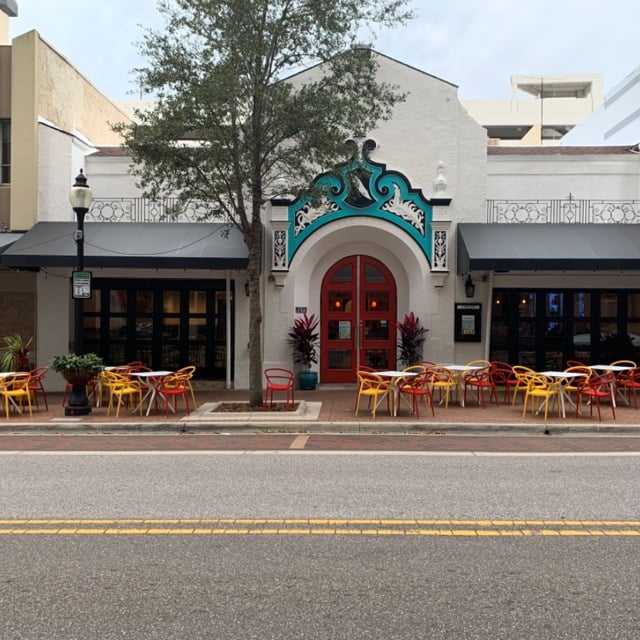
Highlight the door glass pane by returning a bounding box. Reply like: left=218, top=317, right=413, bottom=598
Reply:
left=136, top=290, right=153, bottom=313
left=365, top=349, right=389, bottom=369
left=331, top=265, right=352, bottom=283
left=110, top=290, right=127, bottom=312
left=546, top=293, right=563, bottom=316
left=365, top=320, right=389, bottom=340
left=574, top=292, right=591, bottom=316
left=328, top=320, right=351, bottom=340
left=135, top=317, right=153, bottom=339
left=518, top=292, right=536, bottom=317
left=162, top=319, right=180, bottom=340
left=189, top=291, right=206, bottom=313
left=328, top=292, right=352, bottom=312
left=629, top=293, right=640, bottom=317
left=601, top=293, right=617, bottom=316
left=189, top=318, right=206, bottom=341
left=328, top=349, right=352, bottom=369
left=366, top=292, right=388, bottom=311
left=600, top=321, right=618, bottom=362
left=163, top=291, right=180, bottom=312
left=364, top=264, right=386, bottom=283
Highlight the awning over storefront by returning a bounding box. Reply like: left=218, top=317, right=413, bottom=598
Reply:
left=457, top=223, right=640, bottom=272
left=1, top=222, right=249, bottom=269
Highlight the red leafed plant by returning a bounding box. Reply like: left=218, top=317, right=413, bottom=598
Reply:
left=287, top=313, right=319, bottom=370
left=396, top=312, right=428, bottom=367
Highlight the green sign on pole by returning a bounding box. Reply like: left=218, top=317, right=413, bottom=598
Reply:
left=72, top=270, right=91, bottom=299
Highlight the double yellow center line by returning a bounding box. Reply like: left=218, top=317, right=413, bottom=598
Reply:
left=1, top=518, right=640, bottom=536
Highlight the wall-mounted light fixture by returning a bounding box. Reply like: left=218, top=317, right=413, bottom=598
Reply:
left=464, top=275, right=475, bottom=298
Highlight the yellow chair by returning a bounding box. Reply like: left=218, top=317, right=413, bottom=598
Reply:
left=175, top=365, right=197, bottom=406
left=522, top=374, right=561, bottom=421
left=429, top=366, right=458, bottom=408
left=0, top=372, right=32, bottom=419
left=562, top=366, right=591, bottom=402
left=101, top=371, right=143, bottom=418
left=510, top=366, right=536, bottom=406
left=355, top=371, right=391, bottom=418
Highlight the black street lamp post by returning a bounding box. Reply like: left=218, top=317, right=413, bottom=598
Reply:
left=66, top=169, right=93, bottom=416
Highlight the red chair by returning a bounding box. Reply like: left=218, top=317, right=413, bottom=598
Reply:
left=263, top=368, right=295, bottom=410
left=615, top=367, right=640, bottom=408
left=398, top=370, right=435, bottom=418
left=154, top=373, right=191, bottom=417
left=575, top=373, right=616, bottom=421
left=463, top=365, right=499, bottom=408
left=490, top=361, right=518, bottom=404
left=28, top=366, right=49, bottom=410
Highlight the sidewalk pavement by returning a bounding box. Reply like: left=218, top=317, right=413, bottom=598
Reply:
left=4, top=384, right=640, bottom=435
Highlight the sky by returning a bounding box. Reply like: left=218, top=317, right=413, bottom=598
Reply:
left=9, top=0, right=640, bottom=101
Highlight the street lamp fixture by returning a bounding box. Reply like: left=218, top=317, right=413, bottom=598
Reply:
left=66, top=169, right=93, bottom=416
left=464, top=275, right=475, bottom=298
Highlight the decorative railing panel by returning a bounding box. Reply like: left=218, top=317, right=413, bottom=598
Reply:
left=88, top=198, right=216, bottom=223
left=487, top=199, right=640, bottom=224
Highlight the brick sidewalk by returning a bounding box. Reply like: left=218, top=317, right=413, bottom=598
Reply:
left=1, top=385, right=639, bottom=433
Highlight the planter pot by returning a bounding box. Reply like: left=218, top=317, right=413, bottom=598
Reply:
left=297, top=370, right=318, bottom=390
left=60, top=369, right=97, bottom=416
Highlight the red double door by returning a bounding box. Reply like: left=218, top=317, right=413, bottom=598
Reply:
left=320, top=256, right=397, bottom=383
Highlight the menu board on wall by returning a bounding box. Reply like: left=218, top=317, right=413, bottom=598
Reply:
left=455, top=303, right=482, bottom=342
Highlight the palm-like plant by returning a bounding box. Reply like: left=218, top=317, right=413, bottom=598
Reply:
left=396, top=312, right=428, bottom=367
left=287, top=313, right=319, bottom=370
left=0, top=334, right=33, bottom=371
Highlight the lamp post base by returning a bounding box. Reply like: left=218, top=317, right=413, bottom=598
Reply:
left=64, top=383, right=92, bottom=416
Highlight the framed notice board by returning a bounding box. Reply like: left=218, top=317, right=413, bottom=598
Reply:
left=455, top=303, right=482, bottom=342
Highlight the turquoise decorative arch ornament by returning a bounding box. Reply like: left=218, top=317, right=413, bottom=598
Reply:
left=280, top=139, right=451, bottom=267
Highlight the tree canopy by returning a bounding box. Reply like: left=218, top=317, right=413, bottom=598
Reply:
left=115, top=0, right=414, bottom=404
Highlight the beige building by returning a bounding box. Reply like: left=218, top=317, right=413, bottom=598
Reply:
left=462, top=74, right=603, bottom=146
left=0, top=4, right=131, bottom=370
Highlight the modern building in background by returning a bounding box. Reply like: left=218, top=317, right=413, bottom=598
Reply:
left=462, top=73, right=603, bottom=146
left=1, top=2, right=640, bottom=392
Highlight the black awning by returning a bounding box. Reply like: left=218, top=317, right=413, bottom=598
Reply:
left=1, top=222, right=248, bottom=269
left=457, top=223, right=640, bottom=272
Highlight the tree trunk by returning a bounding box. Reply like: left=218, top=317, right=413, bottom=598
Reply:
left=247, top=221, right=263, bottom=407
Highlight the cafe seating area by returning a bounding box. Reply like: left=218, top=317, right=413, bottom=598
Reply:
left=352, top=359, right=640, bottom=423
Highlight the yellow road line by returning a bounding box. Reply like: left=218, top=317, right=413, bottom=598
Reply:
left=0, top=518, right=639, bottom=536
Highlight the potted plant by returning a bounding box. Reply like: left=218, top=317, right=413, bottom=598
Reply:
left=287, top=312, right=320, bottom=390
left=51, top=353, right=104, bottom=416
left=0, top=334, right=33, bottom=371
left=396, top=312, right=429, bottom=367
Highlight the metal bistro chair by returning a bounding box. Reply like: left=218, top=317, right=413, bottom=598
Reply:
left=398, top=369, right=435, bottom=418
left=510, top=366, right=536, bottom=407
left=28, top=366, right=49, bottom=410
left=616, top=366, right=640, bottom=409
left=354, top=371, right=392, bottom=419
left=490, top=361, right=518, bottom=404
left=154, top=373, right=191, bottom=417
left=101, top=371, right=143, bottom=419
left=463, top=364, right=499, bottom=408
left=522, top=374, right=561, bottom=421
left=575, top=372, right=616, bottom=422
left=263, top=368, right=295, bottom=410
left=0, top=372, right=33, bottom=419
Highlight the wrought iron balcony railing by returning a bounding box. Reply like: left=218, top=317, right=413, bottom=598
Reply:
left=487, top=198, right=640, bottom=224
left=89, top=197, right=640, bottom=225
left=88, top=198, right=215, bottom=223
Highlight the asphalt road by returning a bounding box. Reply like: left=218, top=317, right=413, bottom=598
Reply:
left=2, top=449, right=640, bottom=638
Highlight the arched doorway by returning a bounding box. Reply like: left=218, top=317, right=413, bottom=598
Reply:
left=320, top=255, right=397, bottom=383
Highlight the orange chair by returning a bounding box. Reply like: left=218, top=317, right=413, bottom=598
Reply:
left=575, top=372, right=616, bottom=421
left=155, top=373, right=191, bottom=417
left=28, top=366, right=49, bottom=410
left=263, top=368, right=295, bottom=410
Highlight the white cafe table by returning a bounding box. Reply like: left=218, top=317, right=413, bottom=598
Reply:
left=439, top=364, right=484, bottom=407
left=588, top=365, right=633, bottom=407
left=376, top=370, right=418, bottom=417
left=539, top=371, right=583, bottom=418
left=128, top=370, right=173, bottom=416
